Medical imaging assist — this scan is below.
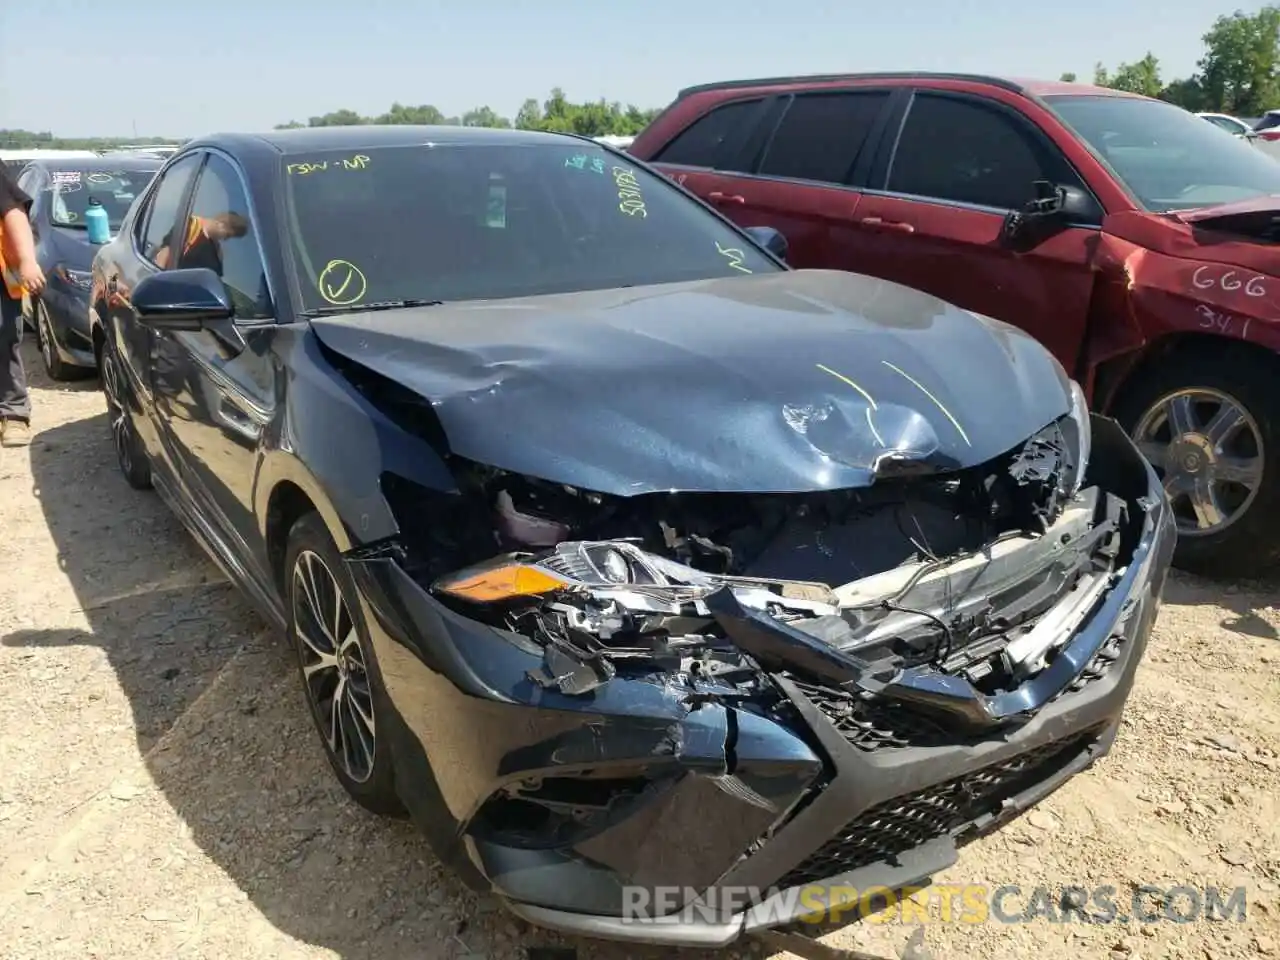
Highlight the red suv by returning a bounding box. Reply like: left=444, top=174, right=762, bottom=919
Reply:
left=630, top=72, right=1280, bottom=577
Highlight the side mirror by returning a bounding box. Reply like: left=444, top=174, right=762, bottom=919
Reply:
left=1000, top=181, right=1101, bottom=248
left=744, top=225, right=788, bottom=260
left=132, top=268, right=234, bottom=331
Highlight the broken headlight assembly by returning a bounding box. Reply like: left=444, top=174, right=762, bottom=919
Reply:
left=434, top=540, right=837, bottom=616
left=1060, top=380, right=1093, bottom=497
left=432, top=541, right=838, bottom=695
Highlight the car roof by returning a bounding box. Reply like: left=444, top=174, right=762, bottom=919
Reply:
left=182, top=124, right=595, bottom=158
left=676, top=72, right=1148, bottom=101
left=28, top=155, right=164, bottom=171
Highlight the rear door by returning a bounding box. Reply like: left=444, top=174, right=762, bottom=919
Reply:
left=646, top=95, right=779, bottom=209
left=846, top=89, right=1103, bottom=368
left=714, top=89, right=900, bottom=270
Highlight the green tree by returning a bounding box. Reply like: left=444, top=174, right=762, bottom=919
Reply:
left=1095, top=52, right=1164, bottom=97
left=374, top=103, right=447, bottom=125
left=1160, top=76, right=1207, bottom=110
left=1195, top=5, right=1280, bottom=115
left=305, top=109, right=367, bottom=127
left=514, top=98, right=543, bottom=130
left=1059, top=72, right=1078, bottom=82
left=461, top=106, right=511, bottom=128
left=0, top=128, right=181, bottom=149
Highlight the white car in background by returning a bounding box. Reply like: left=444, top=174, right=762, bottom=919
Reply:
left=1197, top=111, right=1280, bottom=161
left=1248, top=109, right=1280, bottom=160
left=1197, top=111, right=1255, bottom=137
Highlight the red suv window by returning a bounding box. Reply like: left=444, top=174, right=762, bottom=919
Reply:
left=758, top=91, right=889, bottom=184
left=652, top=98, right=764, bottom=168
left=886, top=93, right=1058, bottom=210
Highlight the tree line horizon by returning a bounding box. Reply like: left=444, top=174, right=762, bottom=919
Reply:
left=4, top=5, right=1277, bottom=150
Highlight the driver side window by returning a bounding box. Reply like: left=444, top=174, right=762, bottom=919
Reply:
left=887, top=93, right=1082, bottom=211
left=137, top=154, right=202, bottom=266
left=182, top=155, right=271, bottom=320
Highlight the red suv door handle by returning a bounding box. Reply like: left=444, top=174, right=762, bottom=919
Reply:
left=708, top=191, right=746, bottom=205
left=859, top=216, right=915, bottom=233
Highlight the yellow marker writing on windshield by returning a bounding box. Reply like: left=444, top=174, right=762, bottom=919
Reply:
left=288, top=155, right=370, bottom=176
left=317, top=259, right=367, bottom=305
left=716, top=240, right=752, bottom=273
left=611, top=166, right=647, bottom=218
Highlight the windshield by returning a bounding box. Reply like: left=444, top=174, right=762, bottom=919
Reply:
left=1049, top=96, right=1280, bottom=212
left=47, top=168, right=156, bottom=230
left=280, top=141, right=780, bottom=311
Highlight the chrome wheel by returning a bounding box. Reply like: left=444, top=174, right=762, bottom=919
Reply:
left=1133, top=387, right=1264, bottom=538
left=292, top=550, right=377, bottom=784
left=101, top=351, right=134, bottom=477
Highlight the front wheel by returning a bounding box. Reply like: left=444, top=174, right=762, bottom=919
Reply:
left=284, top=511, right=404, bottom=816
left=1113, top=349, right=1280, bottom=578
left=99, top=344, right=152, bottom=490
left=35, top=301, right=88, bottom=382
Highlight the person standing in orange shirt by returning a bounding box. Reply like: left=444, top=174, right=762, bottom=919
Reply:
left=0, top=163, right=46, bottom=447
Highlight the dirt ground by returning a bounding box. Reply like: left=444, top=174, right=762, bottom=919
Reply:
left=1, top=340, right=1279, bottom=960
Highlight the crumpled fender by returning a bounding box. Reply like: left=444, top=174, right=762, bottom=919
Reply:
left=1081, top=211, right=1280, bottom=406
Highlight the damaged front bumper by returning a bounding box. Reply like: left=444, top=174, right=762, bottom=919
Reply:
left=346, top=416, right=1175, bottom=947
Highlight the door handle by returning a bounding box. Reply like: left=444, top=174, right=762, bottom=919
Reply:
left=708, top=191, right=746, bottom=205
left=859, top=216, right=915, bottom=233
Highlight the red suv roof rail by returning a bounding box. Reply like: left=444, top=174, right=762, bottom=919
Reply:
left=675, top=72, right=1027, bottom=100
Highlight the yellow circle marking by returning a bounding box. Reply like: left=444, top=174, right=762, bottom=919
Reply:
left=317, top=259, right=367, bottom=305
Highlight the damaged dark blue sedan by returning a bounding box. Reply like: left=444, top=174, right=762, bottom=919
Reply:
left=88, top=125, right=1175, bottom=948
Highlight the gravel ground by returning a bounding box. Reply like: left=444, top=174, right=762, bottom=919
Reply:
left=1, top=340, right=1278, bottom=960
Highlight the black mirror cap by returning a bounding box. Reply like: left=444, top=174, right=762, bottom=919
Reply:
left=1057, top=184, right=1103, bottom=224
left=744, top=225, right=789, bottom=260
left=132, top=268, right=233, bottom=330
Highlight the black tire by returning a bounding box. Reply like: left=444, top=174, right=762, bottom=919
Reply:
left=99, top=343, right=152, bottom=490
left=1111, top=347, right=1280, bottom=578
left=35, top=301, right=89, bottom=382
left=284, top=511, right=404, bottom=816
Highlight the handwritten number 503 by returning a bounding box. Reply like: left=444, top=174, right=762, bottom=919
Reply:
left=1193, top=266, right=1266, bottom=298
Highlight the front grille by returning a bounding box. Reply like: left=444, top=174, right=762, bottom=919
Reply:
left=790, top=679, right=957, bottom=751
left=775, top=730, right=1097, bottom=890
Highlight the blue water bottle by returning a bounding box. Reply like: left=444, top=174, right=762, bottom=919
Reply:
left=85, top=198, right=110, bottom=244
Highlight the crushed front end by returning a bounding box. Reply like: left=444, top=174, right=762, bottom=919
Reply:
left=346, top=406, right=1175, bottom=947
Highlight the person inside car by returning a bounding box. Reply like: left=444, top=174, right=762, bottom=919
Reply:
left=155, top=211, right=248, bottom=274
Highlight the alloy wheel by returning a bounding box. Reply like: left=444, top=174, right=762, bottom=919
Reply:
left=100, top=351, right=135, bottom=477
left=1133, top=387, right=1264, bottom=538
left=291, top=550, right=377, bottom=783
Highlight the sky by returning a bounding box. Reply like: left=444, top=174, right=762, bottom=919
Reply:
left=0, top=0, right=1246, bottom=138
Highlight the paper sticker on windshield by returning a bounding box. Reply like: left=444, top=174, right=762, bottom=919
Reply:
left=716, top=240, right=752, bottom=273
left=317, top=259, right=367, bottom=305
left=49, top=171, right=83, bottom=193
left=565, top=154, right=606, bottom=175
left=87, top=172, right=115, bottom=184
left=486, top=182, right=507, bottom=229
left=611, top=166, right=647, bottom=218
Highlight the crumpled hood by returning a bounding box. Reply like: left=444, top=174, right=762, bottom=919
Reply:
left=310, top=270, right=1073, bottom=496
